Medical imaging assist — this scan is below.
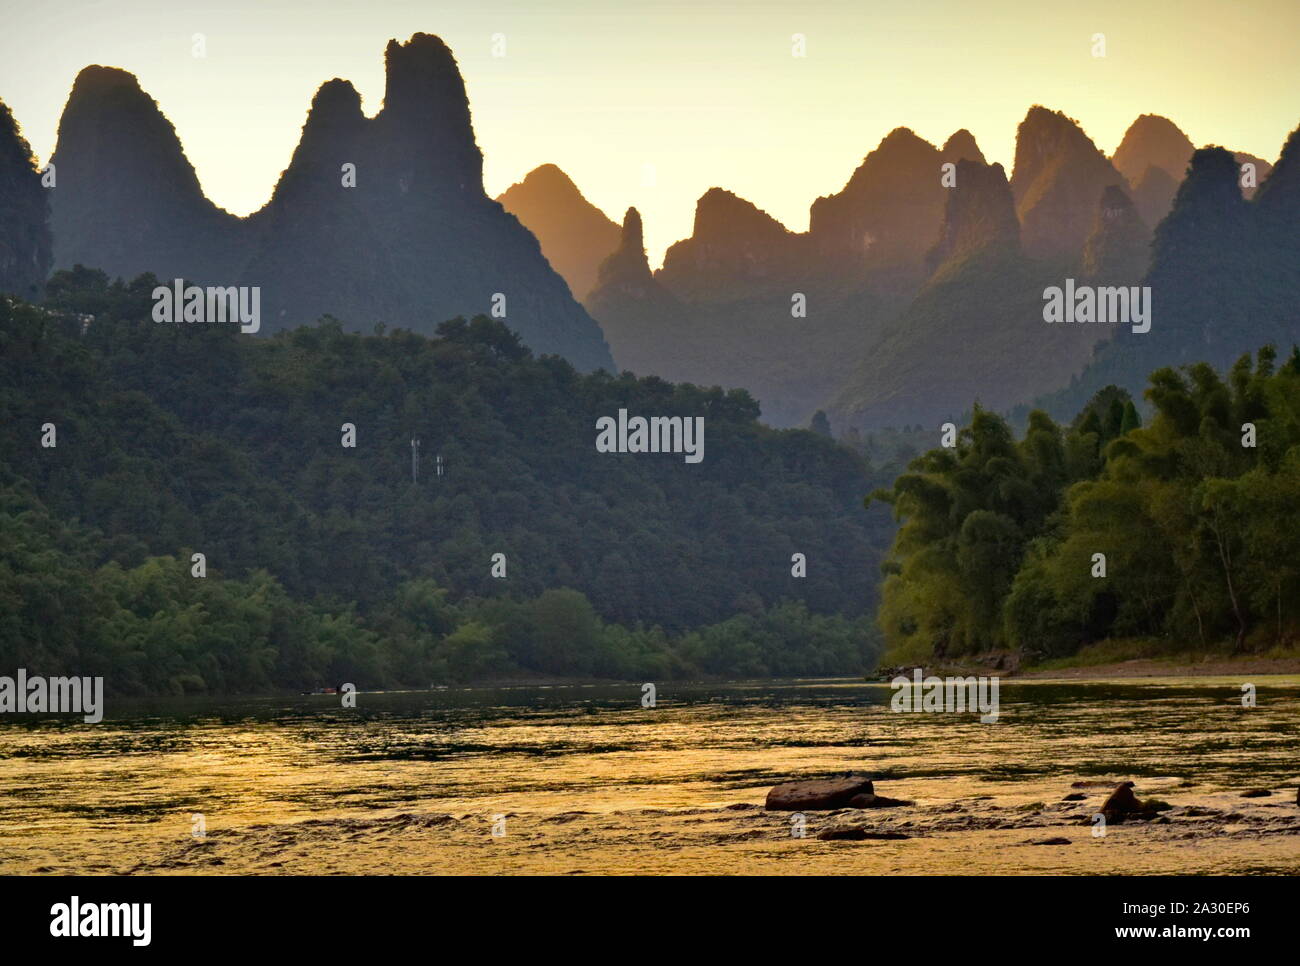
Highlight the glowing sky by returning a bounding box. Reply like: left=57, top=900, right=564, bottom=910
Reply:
left=1, top=0, right=1297, bottom=267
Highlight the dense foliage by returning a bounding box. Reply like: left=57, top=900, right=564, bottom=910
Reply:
left=870, top=347, right=1300, bottom=663
left=0, top=273, right=893, bottom=693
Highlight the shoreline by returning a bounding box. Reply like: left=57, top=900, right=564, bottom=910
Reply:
left=1018, top=656, right=1300, bottom=680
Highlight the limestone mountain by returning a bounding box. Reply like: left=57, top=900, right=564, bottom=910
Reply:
left=829, top=159, right=1099, bottom=430
left=587, top=203, right=893, bottom=427
left=1111, top=114, right=1276, bottom=229
left=45, top=35, right=613, bottom=371
left=657, top=188, right=809, bottom=302
left=808, top=127, right=948, bottom=293
left=940, top=129, right=986, bottom=165
left=1038, top=131, right=1300, bottom=420
left=49, top=66, right=244, bottom=286
left=1010, top=107, right=1128, bottom=262
left=585, top=207, right=688, bottom=377
left=0, top=98, right=51, bottom=300
left=1111, top=114, right=1195, bottom=186
left=926, top=160, right=1020, bottom=269
left=496, top=163, right=621, bottom=301
left=1128, top=164, right=1182, bottom=231
left=1081, top=184, right=1151, bottom=282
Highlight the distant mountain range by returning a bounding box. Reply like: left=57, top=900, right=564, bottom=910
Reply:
left=506, top=108, right=1295, bottom=429
left=1, top=37, right=1295, bottom=429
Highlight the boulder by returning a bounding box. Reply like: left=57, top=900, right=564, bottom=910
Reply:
left=1099, top=781, right=1170, bottom=822
left=1240, top=789, right=1272, bottom=798
left=765, top=775, right=874, bottom=811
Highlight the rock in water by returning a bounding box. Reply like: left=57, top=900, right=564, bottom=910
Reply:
left=1099, top=781, right=1144, bottom=816
left=765, top=775, right=874, bottom=811
left=1099, top=780, right=1170, bottom=822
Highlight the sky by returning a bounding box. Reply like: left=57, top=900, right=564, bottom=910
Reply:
left=0, top=0, right=1297, bottom=267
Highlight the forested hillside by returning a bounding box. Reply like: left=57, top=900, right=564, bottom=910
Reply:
left=870, top=347, right=1300, bottom=665
left=0, top=271, right=896, bottom=693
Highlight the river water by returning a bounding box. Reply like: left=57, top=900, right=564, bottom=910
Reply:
left=2, top=677, right=1297, bottom=875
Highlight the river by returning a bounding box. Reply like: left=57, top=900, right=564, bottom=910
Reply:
left=2, top=676, right=1297, bottom=874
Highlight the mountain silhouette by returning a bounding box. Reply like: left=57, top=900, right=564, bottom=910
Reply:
left=658, top=188, right=809, bottom=302
left=1011, top=106, right=1129, bottom=261
left=45, top=35, right=613, bottom=370
left=1037, top=127, right=1300, bottom=418
left=808, top=127, right=948, bottom=294
left=49, top=66, right=244, bottom=286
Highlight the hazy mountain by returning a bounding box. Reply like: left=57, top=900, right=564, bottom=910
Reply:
left=0, top=98, right=50, bottom=300
left=808, top=127, right=948, bottom=294
left=1112, top=114, right=1195, bottom=185
left=1011, top=106, right=1128, bottom=261
left=585, top=207, right=691, bottom=376
left=1081, top=184, right=1151, bottom=282
left=45, top=35, right=613, bottom=371
left=1128, top=164, right=1182, bottom=230
left=657, top=188, right=809, bottom=302
left=496, top=163, right=621, bottom=301
left=926, top=159, right=1021, bottom=269
left=1111, top=115, right=1275, bottom=229
left=1038, top=129, right=1300, bottom=419
left=829, top=159, right=1099, bottom=429
left=587, top=202, right=893, bottom=427
left=941, top=129, right=986, bottom=165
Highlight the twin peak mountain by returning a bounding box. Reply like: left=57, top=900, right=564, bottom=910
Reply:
left=37, top=33, right=613, bottom=371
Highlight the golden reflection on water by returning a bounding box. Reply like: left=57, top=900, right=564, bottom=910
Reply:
left=1, top=677, right=1297, bottom=875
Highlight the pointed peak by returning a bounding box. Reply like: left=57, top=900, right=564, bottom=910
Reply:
left=303, top=78, right=364, bottom=133
left=880, top=126, right=928, bottom=147
left=1121, top=113, right=1190, bottom=141
left=927, top=160, right=1019, bottom=269
left=1017, top=105, right=1093, bottom=141
left=524, top=163, right=576, bottom=187
left=941, top=129, right=985, bottom=164
left=381, top=32, right=469, bottom=117
left=594, top=206, right=653, bottom=289
left=69, top=64, right=145, bottom=97
left=690, top=187, right=791, bottom=239
left=1160, top=146, right=1247, bottom=224
left=1112, top=114, right=1194, bottom=185
left=622, top=206, right=644, bottom=246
